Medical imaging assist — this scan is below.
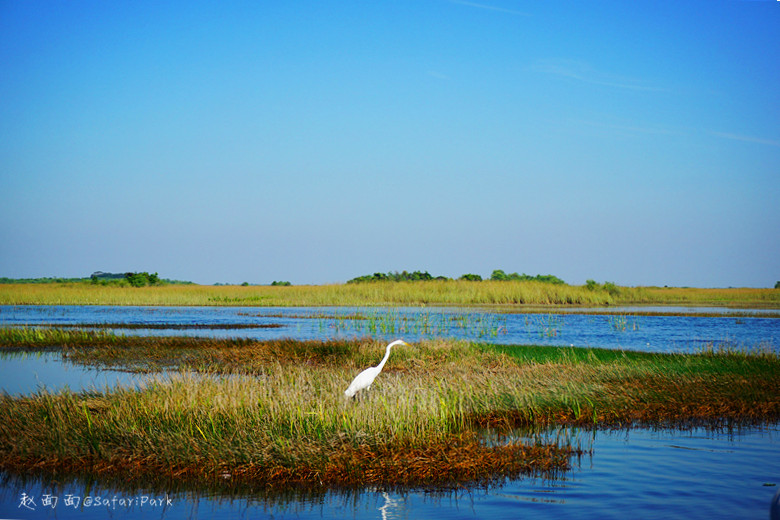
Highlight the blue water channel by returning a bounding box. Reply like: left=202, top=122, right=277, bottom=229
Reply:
left=1, top=305, right=779, bottom=519
left=1, top=304, right=779, bottom=353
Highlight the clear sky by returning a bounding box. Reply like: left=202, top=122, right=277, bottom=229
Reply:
left=1, top=0, right=778, bottom=287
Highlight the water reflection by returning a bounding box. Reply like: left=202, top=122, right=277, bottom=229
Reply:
left=1, top=426, right=777, bottom=520
left=0, top=351, right=156, bottom=396
left=378, top=492, right=402, bottom=520
left=0, top=472, right=410, bottom=520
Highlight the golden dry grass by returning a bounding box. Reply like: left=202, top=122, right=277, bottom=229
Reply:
left=1, top=281, right=777, bottom=307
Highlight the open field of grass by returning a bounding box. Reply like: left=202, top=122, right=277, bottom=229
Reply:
left=1, top=281, right=778, bottom=308
left=1, top=330, right=778, bottom=490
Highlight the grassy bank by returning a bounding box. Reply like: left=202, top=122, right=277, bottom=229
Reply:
left=1, top=331, right=778, bottom=490
left=1, top=281, right=778, bottom=308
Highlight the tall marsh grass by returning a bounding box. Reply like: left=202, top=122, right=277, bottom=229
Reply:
left=0, top=326, right=122, bottom=348
left=0, top=340, right=576, bottom=488
left=1, top=281, right=777, bottom=307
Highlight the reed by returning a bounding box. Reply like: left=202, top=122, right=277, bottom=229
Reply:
left=1, top=281, right=777, bottom=307
left=1, top=334, right=778, bottom=490
left=315, top=308, right=509, bottom=339
left=0, top=344, right=573, bottom=488
left=0, top=326, right=122, bottom=348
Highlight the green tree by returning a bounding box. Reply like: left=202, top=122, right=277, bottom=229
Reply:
left=348, top=270, right=436, bottom=283
left=459, top=273, right=482, bottom=281
left=125, top=272, right=147, bottom=287
left=124, top=272, right=162, bottom=287
left=490, top=269, right=508, bottom=281
left=534, top=274, right=565, bottom=285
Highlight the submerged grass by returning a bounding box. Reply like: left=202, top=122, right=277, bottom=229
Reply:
left=1, top=281, right=777, bottom=307
left=0, top=331, right=778, bottom=491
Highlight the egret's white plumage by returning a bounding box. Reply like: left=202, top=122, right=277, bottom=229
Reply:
left=344, top=339, right=409, bottom=398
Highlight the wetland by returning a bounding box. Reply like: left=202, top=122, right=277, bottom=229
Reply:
left=1, top=303, right=779, bottom=519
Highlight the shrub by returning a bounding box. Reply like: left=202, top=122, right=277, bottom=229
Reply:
left=348, top=271, right=435, bottom=283
left=603, top=281, right=620, bottom=296
left=490, top=270, right=508, bottom=281
left=491, top=270, right=566, bottom=285
left=124, top=272, right=161, bottom=287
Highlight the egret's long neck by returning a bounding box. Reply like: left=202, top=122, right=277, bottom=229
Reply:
left=376, top=344, right=394, bottom=371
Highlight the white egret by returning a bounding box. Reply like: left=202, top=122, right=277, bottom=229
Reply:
left=344, top=339, right=409, bottom=398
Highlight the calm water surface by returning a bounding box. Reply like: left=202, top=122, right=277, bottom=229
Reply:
left=1, top=305, right=779, bottom=519
left=1, top=305, right=779, bottom=353
left=1, top=427, right=778, bottom=520
left=0, top=351, right=151, bottom=396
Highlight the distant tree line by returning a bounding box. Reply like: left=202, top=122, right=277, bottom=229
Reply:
left=347, top=271, right=448, bottom=283
left=485, top=270, right=566, bottom=284
left=0, top=276, right=88, bottom=284
left=348, top=269, right=566, bottom=285
left=0, top=272, right=192, bottom=286
left=91, top=271, right=163, bottom=287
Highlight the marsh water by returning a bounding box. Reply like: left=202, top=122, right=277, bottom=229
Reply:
left=1, top=305, right=779, bottom=519
left=1, top=426, right=778, bottom=520
left=2, top=304, right=779, bottom=353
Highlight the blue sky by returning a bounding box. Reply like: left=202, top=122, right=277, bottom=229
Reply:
left=1, top=0, right=778, bottom=287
